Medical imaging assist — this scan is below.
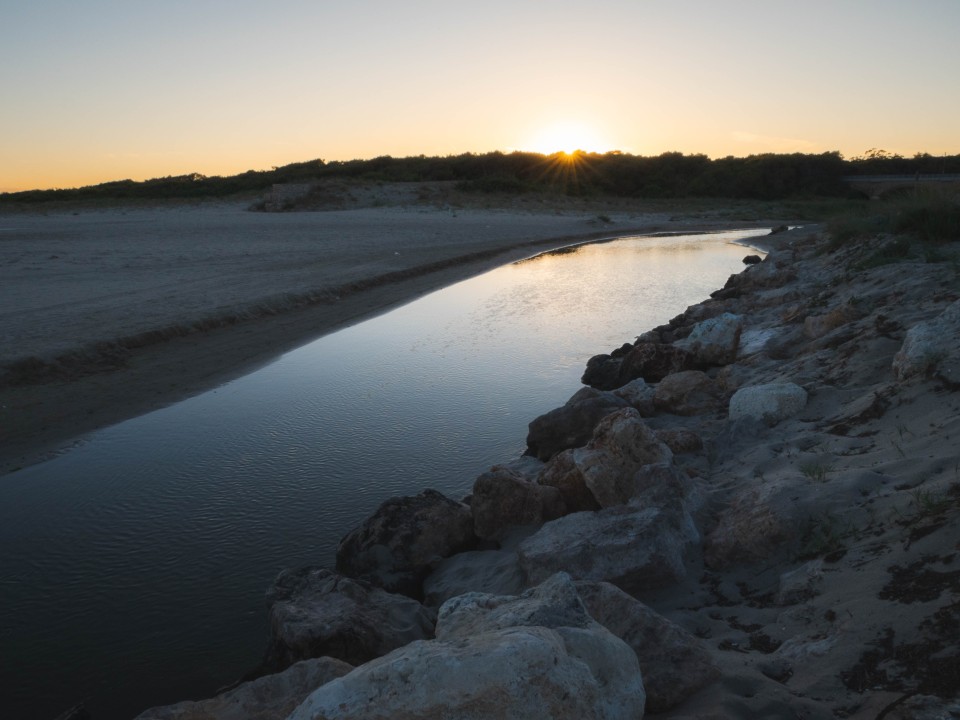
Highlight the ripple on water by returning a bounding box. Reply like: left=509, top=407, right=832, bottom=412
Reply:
left=0, top=230, right=768, bottom=720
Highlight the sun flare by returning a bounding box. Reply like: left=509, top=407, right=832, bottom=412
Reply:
left=526, top=122, right=611, bottom=156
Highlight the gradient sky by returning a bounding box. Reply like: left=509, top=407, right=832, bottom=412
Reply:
left=2, top=0, right=958, bottom=192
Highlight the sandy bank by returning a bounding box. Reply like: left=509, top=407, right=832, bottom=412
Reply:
left=0, top=200, right=782, bottom=475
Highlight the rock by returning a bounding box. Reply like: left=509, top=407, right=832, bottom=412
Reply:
left=676, top=312, right=743, bottom=365
left=133, top=658, right=352, bottom=720
left=538, top=408, right=678, bottom=510
left=654, top=428, right=703, bottom=454
left=743, top=254, right=763, bottom=265
left=581, top=352, right=625, bottom=390
left=728, top=382, right=808, bottom=425
left=260, top=568, right=436, bottom=671
left=776, top=559, right=824, bottom=606
left=537, top=450, right=601, bottom=513
left=423, top=549, right=524, bottom=607
left=803, top=304, right=858, bottom=339
left=618, top=342, right=697, bottom=383
left=612, top=377, right=657, bottom=415
left=471, top=464, right=566, bottom=540
left=289, top=575, right=645, bottom=720
left=335, top=489, right=475, bottom=598
left=518, top=499, right=699, bottom=594
left=653, top=370, right=723, bottom=416
left=893, top=299, right=960, bottom=382
left=525, top=386, right=629, bottom=461
left=435, top=572, right=600, bottom=640
left=703, top=489, right=791, bottom=569
left=738, top=327, right=778, bottom=356
left=576, top=580, right=719, bottom=713
left=884, top=694, right=960, bottom=720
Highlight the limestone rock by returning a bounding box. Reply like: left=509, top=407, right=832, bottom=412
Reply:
left=728, top=382, right=808, bottom=425
left=435, top=571, right=600, bottom=640
left=803, top=304, right=858, bottom=339
left=518, top=500, right=699, bottom=594
left=133, top=658, right=352, bottom=720
left=471, top=464, right=565, bottom=540
left=653, top=370, right=723, bottom=416
left=576, top=581, right=719, bottom=713
left=537, top=407, right=677, bottom=510
left=612, top=377, right=656, bottom=416
left=261, top=568, right=435, bottom=671
left=335, top=489, right=475, bottom=598
left=703, top=489, right=790, bottom=569
left=893, top=299, right=960, bottom=382
left=289, top=574, right=645, bottom=720
left=654, top=428, right=703, bottom=454
left=676, top=312, right=743, bottom=365
left=537, top=450, right=602, bottom=513
left=422, top=549, right=524, bottom=607
left=525, top=386, right=629, bottom=461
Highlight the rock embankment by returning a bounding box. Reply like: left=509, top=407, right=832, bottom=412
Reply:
left=137, top=225, right=960, bottom=719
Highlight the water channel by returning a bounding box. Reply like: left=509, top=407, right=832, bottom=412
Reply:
left=0, top=229, right=767, bottom=719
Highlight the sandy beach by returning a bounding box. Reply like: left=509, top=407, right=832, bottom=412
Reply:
left=0, top=198, right=782, bottom=475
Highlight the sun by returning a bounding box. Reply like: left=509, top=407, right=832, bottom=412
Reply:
left=526, top=121, right=610, bottom=156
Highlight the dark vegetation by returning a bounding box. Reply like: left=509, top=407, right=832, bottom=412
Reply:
left=4, top=150, right=959, bottom=205
left=821, top=189, right=960, bottom=273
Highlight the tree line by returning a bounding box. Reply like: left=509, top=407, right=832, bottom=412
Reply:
left=4, top=150, right=959, bottom=204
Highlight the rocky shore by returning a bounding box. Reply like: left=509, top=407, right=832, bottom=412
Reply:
left=134, top=224, right=960, bottom=719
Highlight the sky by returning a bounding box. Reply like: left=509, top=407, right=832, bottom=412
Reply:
left=1, top=0, right=958, bottom=192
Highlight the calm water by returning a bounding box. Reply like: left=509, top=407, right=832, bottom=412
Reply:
left=0, top=230, right=766, bottom=719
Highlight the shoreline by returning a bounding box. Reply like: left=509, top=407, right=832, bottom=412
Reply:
left=134, top=215, right=960, bottom=718
left=0, top=207, right=779, bottom=477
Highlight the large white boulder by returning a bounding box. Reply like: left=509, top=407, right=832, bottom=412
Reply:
left=677, top=312, right=743, bottom=365
left=287, top=574, right=646, bottom=720
left=728, top=382, right=808, bottom=425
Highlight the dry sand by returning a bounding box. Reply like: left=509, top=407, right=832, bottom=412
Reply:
left=0, top=197, right=776, bottom=475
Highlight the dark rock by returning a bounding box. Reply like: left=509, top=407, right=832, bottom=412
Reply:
left=261, top=567, right=436, bottom=670
left=518, top=498, right=699, bottom=594
left=618, top=342, right=697, bottom=384
left=580, top=353, right=624, bottom=390
left=743, top=254, right=763, bottom=265
left=525, top=387, right=629, bottom=461
left=423, top=549, right=525, bottom=606
left=335, top=489, right=475, bottom=598
left=655, top=428, right=703, bottom=454
left=576, top=580, right=719, bottom=712
left=537, top=450, right=602, bottom=513
left=471, top=464, right=566, bottom=539
left=653, top=370, right=724, bottom=416
left=538, top=408, right=677, bottom=510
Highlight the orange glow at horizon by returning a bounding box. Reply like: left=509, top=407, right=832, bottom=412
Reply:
left=524, top=122, right=613, bottom=156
